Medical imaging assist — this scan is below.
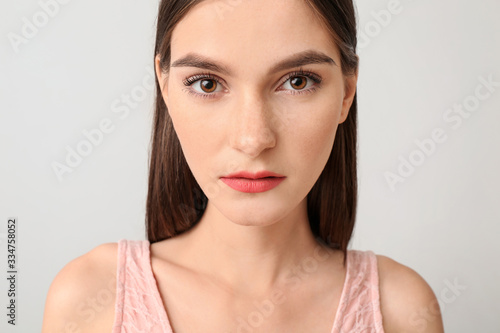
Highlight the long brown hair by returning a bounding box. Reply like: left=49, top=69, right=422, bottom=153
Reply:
left=146, top=0, right=359, bottom=265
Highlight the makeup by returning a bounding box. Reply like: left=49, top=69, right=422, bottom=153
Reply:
left=220, top=176, right=285, bottom=193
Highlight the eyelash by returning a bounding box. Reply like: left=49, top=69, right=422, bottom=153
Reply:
left=182, top=69, right=322, bottom=100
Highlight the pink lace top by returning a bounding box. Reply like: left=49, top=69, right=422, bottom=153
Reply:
left=112, top=239, right=384, bottom=333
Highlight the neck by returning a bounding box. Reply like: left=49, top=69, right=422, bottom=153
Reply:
left=177, top=197, right=334, bottom=297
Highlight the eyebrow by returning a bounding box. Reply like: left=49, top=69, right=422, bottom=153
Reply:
left=170, top=49, right=337, bottom=76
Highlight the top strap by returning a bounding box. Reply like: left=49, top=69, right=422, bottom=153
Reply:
left=331, top=250, right=384, bottom=333
left=112, top=239, right=173, bottom=333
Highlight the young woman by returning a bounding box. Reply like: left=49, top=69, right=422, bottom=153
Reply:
left=42, top=0, right=444, bottom=332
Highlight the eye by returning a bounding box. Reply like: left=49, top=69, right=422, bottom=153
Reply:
left=183, top=73, right=225, bottom=99
left=192, top=78, right=223, bottom=94
left=279, top=70, right=322, bottom=95
left=284, top=76, right=311, bottom=90
left=182, top=69, right=322, bottom=99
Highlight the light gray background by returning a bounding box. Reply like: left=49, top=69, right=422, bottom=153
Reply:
left=1, top=0, right=499, bottom=332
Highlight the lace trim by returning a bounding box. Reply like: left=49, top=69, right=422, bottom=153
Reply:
left=112, top=239, right=172, bottom=333
left=332, top=250, right=384, bottom=333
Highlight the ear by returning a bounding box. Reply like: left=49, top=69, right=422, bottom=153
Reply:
left=155, top=54, right=168, bottom=99
left=339, top=71, right=358, bottom=124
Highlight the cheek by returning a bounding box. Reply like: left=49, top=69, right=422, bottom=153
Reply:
left=165, top=92, right=201, bottom=162
left=165, top=92, right=222, bottom=180
left=299, top=118, right=337, bottom=163
left=286, top=100, right=342, bottom=178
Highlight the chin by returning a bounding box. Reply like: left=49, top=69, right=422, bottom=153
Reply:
left=220, top=203, right=291, bottom=227
left=230, top=219, right=282, bottom=228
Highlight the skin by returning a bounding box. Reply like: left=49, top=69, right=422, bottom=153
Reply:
left=42, top=0, right=444, bottom=332
left=155, top=0, right=353, bottom=298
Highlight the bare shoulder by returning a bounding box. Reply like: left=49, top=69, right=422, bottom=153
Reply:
left=42, top=242, right=119, bottom=333
left=376, top=254, right=444, bottom=333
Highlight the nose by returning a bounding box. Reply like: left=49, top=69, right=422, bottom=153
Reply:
left=228, top=92, right=277, bottom=158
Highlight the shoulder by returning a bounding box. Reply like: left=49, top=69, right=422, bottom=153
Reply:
left=42, top=242, right=119, bottom=333
left=375, top=254, right=444, bottom=333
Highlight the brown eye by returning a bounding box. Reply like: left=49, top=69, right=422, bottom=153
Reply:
left=289, top=76, right=307, bottom=90
left=200, top=79, right=217, bottom=93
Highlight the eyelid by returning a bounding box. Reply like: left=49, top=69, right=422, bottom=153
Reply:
left=276, top=69, right=322, bottom=92
left=182, top=72, right=227, bottom=99
left=182, top=72, right=227, bottom=88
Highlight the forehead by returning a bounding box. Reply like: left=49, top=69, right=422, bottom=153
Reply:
left=169, top=0, right=340, bottom=75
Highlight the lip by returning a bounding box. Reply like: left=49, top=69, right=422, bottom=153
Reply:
left=220, top=177, right=285, bottom=193
left=220, top=170, right=286, bottom=193
left=221, top=170, right=285, bottom=179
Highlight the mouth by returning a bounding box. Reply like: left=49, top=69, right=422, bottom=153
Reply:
left=221, top=170, right=286, bottom=179
left=229, top=176, right=279, bottom=179
left=220, top=176, right=286, bottom=193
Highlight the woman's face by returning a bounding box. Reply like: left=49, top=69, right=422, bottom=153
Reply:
left=155, top=0, right=357, bottom=227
